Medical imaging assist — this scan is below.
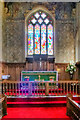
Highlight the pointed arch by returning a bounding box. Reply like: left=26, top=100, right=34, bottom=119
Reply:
left=25, top=6, right=55, bottom=58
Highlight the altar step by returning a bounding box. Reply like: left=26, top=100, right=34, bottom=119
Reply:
left=7, top=96, right=80, bottom=107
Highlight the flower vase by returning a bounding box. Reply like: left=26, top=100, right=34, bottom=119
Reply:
left=70, top=74, right=73, bottom=80
left=69, top=70, right=74, bottom=80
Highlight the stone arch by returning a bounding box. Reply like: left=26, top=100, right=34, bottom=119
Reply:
left=25, top=5, right=55, bottom=58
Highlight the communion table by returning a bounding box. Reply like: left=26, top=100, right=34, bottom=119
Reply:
left=21, top=71, right=58, bottom=95
left=21, top=71, right=58, bottom=82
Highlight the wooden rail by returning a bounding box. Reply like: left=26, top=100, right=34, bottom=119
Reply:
left=0, top=80, right=80, bottom=97
left=66, top=93, right=80, bottom=120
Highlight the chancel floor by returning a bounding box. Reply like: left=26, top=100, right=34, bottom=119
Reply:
left=2, top=107, right=71, bottom=119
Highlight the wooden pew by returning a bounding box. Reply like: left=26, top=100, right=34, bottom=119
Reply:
left=66, top=93, right=80, bottom=120
left=0, top=94, right=7, bottom=119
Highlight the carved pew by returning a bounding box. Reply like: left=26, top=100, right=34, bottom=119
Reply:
left=66, top=93, right=80, bottom=120
left=0, top=95, right=7, bottom=119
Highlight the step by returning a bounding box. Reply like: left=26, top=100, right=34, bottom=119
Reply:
left=7, top=96, right=80, bottom=107
left=7, top=101, right=67, bottom=107
left=7, top=96, right=67, bottom=102
left=7, top=96, right=80, bottom=102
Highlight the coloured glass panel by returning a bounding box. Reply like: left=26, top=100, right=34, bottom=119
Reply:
left=48, top=24, right=53, bottom=55
left=41, top=13, right=46, bottom=19
left=34, top=12, right=40, bottom=18
left=31, top=18, right=36, bottom=24
left=38, top=18, right=43, bottom=24
left=41, top=24, right=46, bottom=54
left=35, top=24, right=40, bottom=54
left=28, top=24, right=33, bottom=55
left=44, top=18, right=49, bottom=24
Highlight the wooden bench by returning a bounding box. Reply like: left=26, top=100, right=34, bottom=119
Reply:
left=0, top=94, right=7, bottom=119
left=66, top=93, right=80, bottom=120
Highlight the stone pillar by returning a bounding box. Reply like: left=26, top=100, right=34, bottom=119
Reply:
left=0, top=1, right=3, bottom=62
left=0, top=1, right=4, bottom=79
left=0, top=3, right=4, bottom=118
left=0, top=1, right=4, bottom=101
left=75, top=3, right=80, bottom=63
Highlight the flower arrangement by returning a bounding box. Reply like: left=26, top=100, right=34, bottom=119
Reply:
left=65, top=61, right=76, bottom=75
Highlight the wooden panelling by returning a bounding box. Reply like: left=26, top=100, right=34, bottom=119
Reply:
left=1, top=62, right=78, bottom=81
left=15, top=66, right=21, bottom=81
left=28, top=63, right=33, bottom=71
left=8, top=66, right=16, bottom=80
left=49, top=63, right=54, bottom=71
left=43, top=61, right=47, bottom=71
left=55, top=63, right=69, bottom=80
left=33, top=61, right=37, bottom=71
left=0, top=62, right=2, bottom=79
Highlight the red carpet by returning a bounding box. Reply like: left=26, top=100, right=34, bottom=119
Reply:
left=2, top=97, right=75, bottom=120
left=2, top=107, right=71, bottom=119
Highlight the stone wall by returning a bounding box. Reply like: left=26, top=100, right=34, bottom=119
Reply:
left=55, top=20, right=75, bottom=63
left=2, top=2, right=76, bottom=63
left=4, top=20, right=25, bottom=63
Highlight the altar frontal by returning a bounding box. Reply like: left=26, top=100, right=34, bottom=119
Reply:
left=21, top=71, right=58, bottom=82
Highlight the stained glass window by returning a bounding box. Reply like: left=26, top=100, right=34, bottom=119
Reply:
left=35, top=24, right=40, bottom=54
left=41, top=13, right=46, bottom=19
left=41, top=24, right=46, bottom=54
left=28, top=24, right=33, bottom=55
left=48, top=24, right=53, bottom=55
left=44, top=18, right=49, bottom=24
left=27, top=10, right=54, bottom=56
left=35, top=12, right=40, bottom=18
left=38, top=18, right=43, bottom=24
left=31, top=18, right=36, bottom=24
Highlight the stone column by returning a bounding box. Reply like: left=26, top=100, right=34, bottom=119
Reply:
left=0, top=1, right=4, bottom=119
left=75, top=3, right=80, bottom=80
left=75, top=3, right=80, bottom=62
left=0, top=1, right=4, bottom=79
left=0, top=1, right=4, bottom=95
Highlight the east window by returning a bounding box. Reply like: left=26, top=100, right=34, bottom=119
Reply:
left=26, top=10, right=54, bottom=58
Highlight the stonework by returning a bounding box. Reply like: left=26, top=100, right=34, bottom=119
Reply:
left=6, top=20, right=25, bottom=63
left=55, top=20, right=75, bottom=63
left=0, top=2, right=4, bottom=62
left=3, top=2, right=76, bottom=63
left=0, top=2, right=4, bottom=80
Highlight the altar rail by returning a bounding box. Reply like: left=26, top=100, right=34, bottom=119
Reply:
left=66, top=94, right=80, bottom=120
left=1, top=80, right=80, bottom=97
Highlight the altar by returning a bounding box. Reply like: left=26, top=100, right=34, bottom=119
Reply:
left=21, top=71, right=58, bottom=82
left=21, top=71, right=58, bottom=94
